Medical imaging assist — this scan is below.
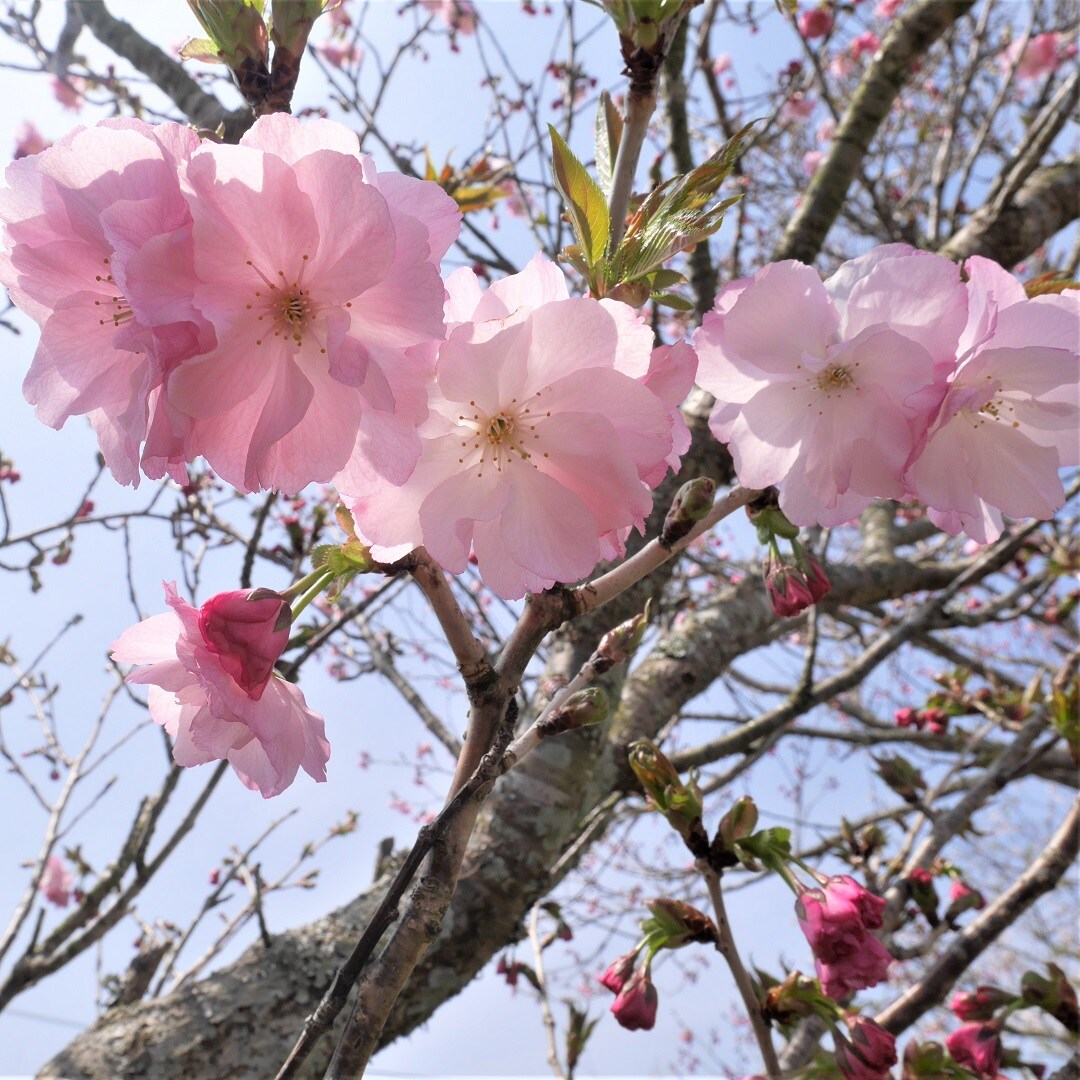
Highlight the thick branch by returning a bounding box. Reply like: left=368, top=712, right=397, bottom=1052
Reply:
left=939, top=154, right=1080, bottom=266
left=772, top=0, right=976, bottom=263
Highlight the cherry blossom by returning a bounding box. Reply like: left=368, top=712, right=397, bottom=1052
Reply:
left=1000, top=32, right=1064, bottom=81
left=12, top=121, right=49, bottom=159
left=0, top=118, right=207, bottom=485
left=166, top=113, right=460, bottom=493
left=796, top=876, right=892, bottom=999
left=111, top=582, right=330, bottom=798
left=835, top=1016, right=897, bottom=1080
left=420, top=0, right=478, bottom=34
left=905, top=258, right=1079, bottom=543
left=694, top=250, right=959, bottom=526
left=609, top=966, right=658, bottom=1031
left=798, top=7, right=833, bottom=39
left=343, top=256, right=681, bottom=599
left=946, top=1023, right=1003, bottom=1077
left=198, top=589, right=291, bottom=698
left=39, top=856, right=75, bottom=907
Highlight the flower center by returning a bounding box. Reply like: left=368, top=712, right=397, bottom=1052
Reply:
left=457, top=391, right=553, bottom=478
left=815, top=364, right=854, bottom=392
left=93, top=257, right=134, bottom=329
left=246, top=253, right=330, bottom=348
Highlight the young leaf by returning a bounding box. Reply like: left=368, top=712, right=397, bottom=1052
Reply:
left=548, top=124, right=610, bottom=270
left=594, top=90, right=623, bottom=198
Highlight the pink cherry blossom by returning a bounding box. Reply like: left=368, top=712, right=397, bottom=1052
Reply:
left=905, top=258, right=1079, bottom=543
left=797, top=876, right=891, bottom=999
left=836, top=1015, right=897, bottom=1079
left=950, top=986, right=1013, bottom=1022
left=780, top=92, right=816, bottom=122
left=946, top=1022, right=1002, bottom=1077
left=163, top=113, right=460, bottom=493
left=39, top=855, right=75, bottom=907
left=343, top=256, right=679, bottom=599
left=695, top=251, right=957, bottom=526
left=712, top=53, right=732, bottom=76
left=851, top=31, right=881, bottom=61
left=0, top=118, right=208, bottom=486
left=610, top=966, right=658, bottom=1031
left=1001, top=32, right=1063, bottom=81
left=802, top=150, right=826, bottom=175
left=420, top=0, right=478, bottom=34
left=798, top=7, right=833, bottom=39
left=599, top=950, right=637, bottom=994
left=874, top=0, right=903, bottom=16
left=315, top=40, right=363, bottom=68
left=111, top=582, right=330, bottom=798
left=198, top=589, right=291, bottom=698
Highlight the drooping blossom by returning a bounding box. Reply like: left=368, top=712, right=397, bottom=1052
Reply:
left=343, top=256, right=684, bottom=599
left=905, top=257, right=1079, bottom=543
left=835, top=1015, right=897, bottom=1079
left=1000, top=32, right=1063, bottom=81
left=0, top=118, right=209, bottom=486
left=797, top=876, right=891, bottom=999
left=763, top=548, right=830, bottom=616
left=111, top=582, right=330, bottom=798
left=609, top=966, right=659, bottom=1031
left=798, top=7, right=833, bottom=39
left=39, top=855, right=75, bottom=907
left=945, top=1022, right=1003, bottom=1077
left=599, top=949, right=637, bottom=995
left=695, top=247, right=968, bottom=526
left=163, top=113, right=460, bottom=493
left=197, top=588, right=292, bottom=697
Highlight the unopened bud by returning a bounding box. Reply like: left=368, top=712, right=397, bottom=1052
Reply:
left=718, top=795, right=758, bottom=848
left=269, top=0, right=325, bottom=56
left=540, top=687, right=609, bottom=736
left=950, top=986, right=1016, bottom=1023
left=643, top=897, right=718, bottom=949
left=660, top=477, right=715, bottom=548
left=186, top=0, right=269, bottom=68
left=628, top=739, right=707, bottom=853
left=596, top=604, right=650, bottom=669
left=1021, top=964, right=1079, bottom=1033
left=762, top=970, right=824, bottom=1026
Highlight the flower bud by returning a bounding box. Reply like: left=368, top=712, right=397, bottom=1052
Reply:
left=198, top=588, right=291, bottom=699
left=643, top=897, right=718, bottom=949
left=841, top=1014, right=897, bottom=1076
left=600, top=949, right=638, bottom=995
left=661, top=477, right=716, bottom=548
left=628, top=739, right=706, bottom=850
left=596, top=606, right=649, bottom=669
left=540, top=687, right=609, bottom=736
left=950, top=986, right=1016, bottom=1023
left=944, top=879, right=984, bottom=924
left=718, top=795, right=759, bottom=848
left=186, top=0, right=269, bottom=68
left=945, top=1022, right=1002, bottom=1077
left=1021, top=964, right=1079, bottom=1033
left=610, top=965, right=658, bottom=1031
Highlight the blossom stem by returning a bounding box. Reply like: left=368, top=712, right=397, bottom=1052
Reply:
left=699, top=861, right=783, bottom=1080
left=577, top=485, right=758, bottom=615
left=286, top=569, right=335, bottom=621
left=280, top=566, right=334, bottom=606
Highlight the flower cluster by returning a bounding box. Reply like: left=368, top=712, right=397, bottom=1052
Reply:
left=111, top=582, right=330, bottom=797
left=0, top=114, right=460, bottom=494
left=695, top=246, right=1079, bottom=542
left=796, top=875, right=892, bottom=999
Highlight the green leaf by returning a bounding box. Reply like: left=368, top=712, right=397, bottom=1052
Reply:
left=594, top=90, right=623, bottom=199
left=607, top=121, right=754, bottom=286
left=651, top=291, right=694, bottom=310
left=549, top=125, right=610, bottom=271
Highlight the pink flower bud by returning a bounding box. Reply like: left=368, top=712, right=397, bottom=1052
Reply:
left=946, top=1022, right=1002, bottom=1077
left=950, top=986, right=1013, bottom=1022
left=600, top=949, right=637, bottom=995
left=842, top=1015, right=897, bottom=1076
left=798, top=7, right=834, bottom=39
left=610, top=966, right=658, bottom=1031
left=39, top=855, right=74, bottom=908
left=197, top=589, right=291, bottom=700
left=894, top=707, right=918, bottom=728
